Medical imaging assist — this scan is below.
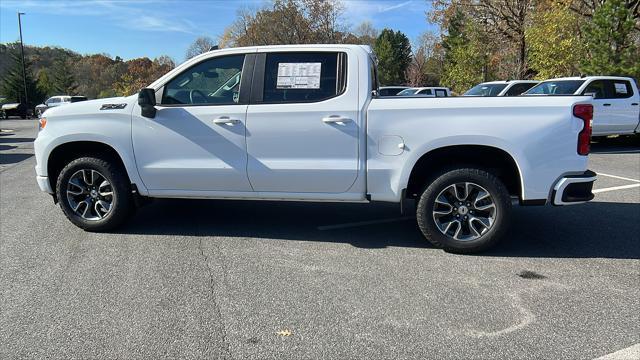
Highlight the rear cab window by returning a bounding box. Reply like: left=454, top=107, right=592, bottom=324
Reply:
left=611, top=80, right=633, bottom=99
left=258, top=52, right=347, bottom=104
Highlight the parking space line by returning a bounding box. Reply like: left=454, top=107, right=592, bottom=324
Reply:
left=593, top=184, right=640, bottom=194
left=593, top=343, right=640, bottom=360
left=318, top=216, right=414, bottom=231
left=596, top=172, right=640, bottom=183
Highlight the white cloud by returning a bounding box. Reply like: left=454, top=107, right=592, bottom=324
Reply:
left=342, top=0, right=422, bottom=26
left=0, top=0, right=197, bottom=34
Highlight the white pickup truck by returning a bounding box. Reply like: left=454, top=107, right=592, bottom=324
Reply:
left=34, top=45, right=596, bottom=253
left=525, top=76, right=640, bottom=136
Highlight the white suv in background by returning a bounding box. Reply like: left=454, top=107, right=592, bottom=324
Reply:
left=397, top=87, right=452, bottom=97
left=525, top=76, right=640, bottom=136
left=35, top=96, right=88, bottom=118
left=464, top=80, right=539, bottom=97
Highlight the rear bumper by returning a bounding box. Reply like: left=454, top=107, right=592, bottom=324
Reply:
left=552, top=170, right=596, bottom=205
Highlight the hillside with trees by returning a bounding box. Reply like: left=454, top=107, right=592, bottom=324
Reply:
left=0, top=43, right=175, bottom=108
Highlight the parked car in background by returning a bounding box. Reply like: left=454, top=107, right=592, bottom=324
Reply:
left=397, top=87, right=452, bottom=97
left=1, top=102, right=28, bottom=119
left=35, top=44, right=596, bottom=254
left=463, top=80, right=539, bottom=97
left=378, top=86, right=409, bottom=96
left=525, top=76, right=639, bottom=136
left=35, top=96, right=89, bottom=118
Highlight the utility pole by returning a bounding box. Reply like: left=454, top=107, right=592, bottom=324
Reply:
left=18, top=12, right=28, bottom=112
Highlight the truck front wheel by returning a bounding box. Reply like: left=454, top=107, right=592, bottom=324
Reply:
left=55, top=156, right=133, bottom=231
left=416, top=168, right=511, bottom=254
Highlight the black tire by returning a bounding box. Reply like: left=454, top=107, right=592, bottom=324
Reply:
left=416, top=168, right=511, bottom=254
left=55, top=156, right=133, bottom=231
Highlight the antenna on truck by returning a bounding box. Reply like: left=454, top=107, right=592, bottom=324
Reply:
left=209, top=45, right=219, bottom=51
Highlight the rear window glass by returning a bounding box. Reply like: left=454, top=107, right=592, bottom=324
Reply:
left=397, top=89, right=418, bottom=96
left=464, top=84, right=508, bottom=96
left=525, top=80, right=585, bottom=95
left=611, top=81, right=633, bottom=99
left=262, top=52, right=345, bottom=103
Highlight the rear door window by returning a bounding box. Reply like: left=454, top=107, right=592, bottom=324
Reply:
left=417, top=89, right=433, bottom=95
left=435, top=89, right=447, bottom=97
left=610, top=80, right=633, bottom=99
left=260, top=52, right=346, bottom=103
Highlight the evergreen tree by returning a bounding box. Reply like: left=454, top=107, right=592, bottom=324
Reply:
left=581, top=0, right=639, bottom=78
left=0, top=50, right=42, bottom=108
left=52, top=59, right=77, bottom=95
left=373, top=29, right=412, bottom=85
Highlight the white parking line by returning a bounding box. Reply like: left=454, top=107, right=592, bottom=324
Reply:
left=318, top=216, right=414, bottom=231
left=596, top=172, right=640, bottom=183
left=593, top=343, right=640, bottom=360
left=593, top=184, right=640, bottom=194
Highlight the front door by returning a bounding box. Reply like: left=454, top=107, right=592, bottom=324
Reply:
left=245, top=51, right=359, bottom=193
left=132, top=53, right=253, bottom=192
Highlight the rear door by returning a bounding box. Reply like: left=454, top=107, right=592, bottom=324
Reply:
left=245, top=50, right=359, bottom=193
left=608, top=79, right=639, bottom=134
left=583, top=79, right=639, bottom=135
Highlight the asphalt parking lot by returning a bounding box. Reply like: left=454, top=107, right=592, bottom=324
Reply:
left=1, top=118, right=638, bottom=359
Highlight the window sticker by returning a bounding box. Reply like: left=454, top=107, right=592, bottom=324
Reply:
left=276, top=63, right=321, bottom=89
left=614, top=82, right=628, bottom=94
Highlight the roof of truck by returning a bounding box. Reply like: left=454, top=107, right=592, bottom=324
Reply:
left=543, top=76, right=636, bottom=82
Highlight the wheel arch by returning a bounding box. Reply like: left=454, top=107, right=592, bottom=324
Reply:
left=46, top=140, right=142, bottom=196
left=404, top=144, right=524, bottom=200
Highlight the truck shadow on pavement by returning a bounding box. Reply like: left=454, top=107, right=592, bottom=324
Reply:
left=590, top=136, right=640, bottom=154
left=121, top=199, right=639, bottom=259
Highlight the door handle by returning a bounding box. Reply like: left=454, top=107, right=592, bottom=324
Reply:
left=213, top=117, right=240, bottom=126
left=632, top=103, right=638, bottom=106
left=322, top=116, right=352, bottom=125
left=603, top=103, right=611, bottom=107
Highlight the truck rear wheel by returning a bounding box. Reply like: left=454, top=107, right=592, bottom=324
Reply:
left=416, top=168, right=511, bottom=254
left=55, top=156, right=133, bottom=231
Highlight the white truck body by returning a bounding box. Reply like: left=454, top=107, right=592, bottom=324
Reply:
left=33, top=45, right=596, bottom=252
left=525, top=76, right=640, bottom=136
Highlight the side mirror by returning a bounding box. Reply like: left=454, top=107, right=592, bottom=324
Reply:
left=138, top=88, right=157, bottom=118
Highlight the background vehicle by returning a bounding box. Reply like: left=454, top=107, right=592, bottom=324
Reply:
left=463, top=80, right=539, bottom=97
left=397, top=87, right=452, bottom=97
left=35, top=96, right=88, bottom=118
left=378, top=86, right=409, bottom=96
left=34, top=45, right=595, bottom=254
left=525, top=76, right=639, bottom=136
left=1, top=102, right=27, bottom=119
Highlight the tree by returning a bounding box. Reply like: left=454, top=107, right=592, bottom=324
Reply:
left=352, top=21, right=379, bottom=47
left=374, top=29, right=412, bottom=85
left=526, top=1, right=585, bottom=79
left=222, top=0, right=348, bottom=47
left=440, top=19, right=487, bottom=93
left=0, top=50, right=43, bottom=108
left=52, top=59, right=77, bottom=95
left=580, top=0, right=639, bottom=78
left=186, top=36, right=216, bottom=60
left=406, top=32, right=441, bottom=86
left=36, top=69, right=55, bottom=98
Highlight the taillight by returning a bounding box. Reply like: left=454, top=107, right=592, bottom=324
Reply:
left=573, top=104, right=592, bottom=155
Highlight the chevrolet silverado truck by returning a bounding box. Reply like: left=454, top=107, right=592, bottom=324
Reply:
left=34, top=45, right=596, bottom=253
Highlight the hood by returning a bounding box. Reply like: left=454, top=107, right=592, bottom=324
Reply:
left=43, top=95, right=137, bottom=117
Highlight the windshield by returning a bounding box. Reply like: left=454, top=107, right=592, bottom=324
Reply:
left=464, top=84, right=508, bottom=96
left=525, top=80, right=585, bottom=95
left=397, top=88, right=418, bottom=96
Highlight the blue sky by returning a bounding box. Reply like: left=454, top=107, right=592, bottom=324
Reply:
left=0, top=0, right=436, bottom=63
